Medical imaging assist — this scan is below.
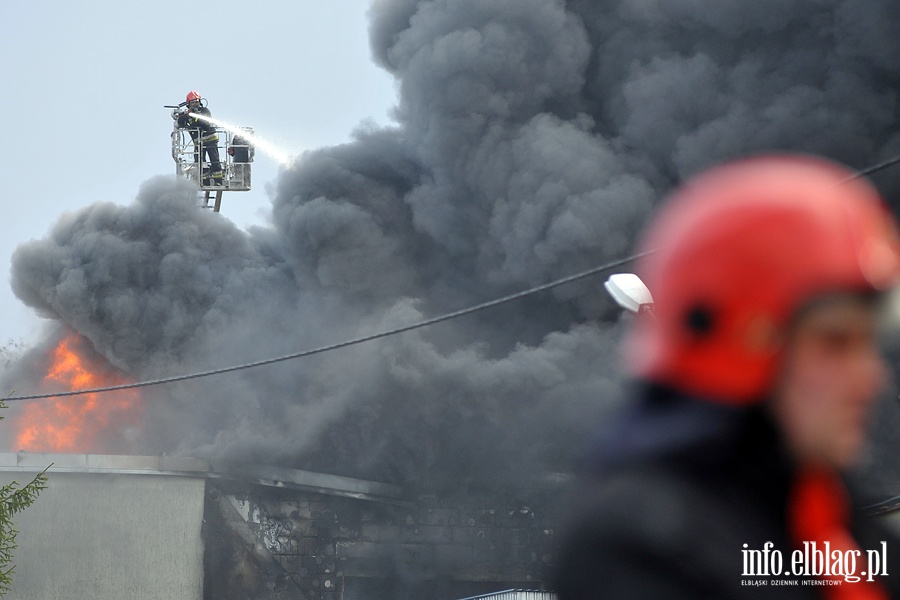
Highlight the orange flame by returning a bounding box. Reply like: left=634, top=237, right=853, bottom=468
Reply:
left=14, top=333, right=142, bottom=453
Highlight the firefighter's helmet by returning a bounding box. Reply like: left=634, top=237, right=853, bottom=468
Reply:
left=186, top=90, right=202, bottom=103
left=625, top=155, right=900, bottom=403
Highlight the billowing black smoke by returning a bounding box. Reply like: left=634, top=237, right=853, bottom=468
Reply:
left=5, top=0, right=900, bottom=491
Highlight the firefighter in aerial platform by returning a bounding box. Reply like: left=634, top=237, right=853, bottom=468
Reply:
left=172, top=90, right=223, bottom=186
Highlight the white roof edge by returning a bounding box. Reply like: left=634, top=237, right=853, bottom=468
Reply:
left=0, top=452, right=403, bottom=502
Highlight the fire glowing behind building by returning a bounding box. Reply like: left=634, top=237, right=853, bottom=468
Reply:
left=13, top=332, right=141, bottom=453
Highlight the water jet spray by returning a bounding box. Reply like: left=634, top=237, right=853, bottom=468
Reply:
left=188, top=113, right=294, bottom=166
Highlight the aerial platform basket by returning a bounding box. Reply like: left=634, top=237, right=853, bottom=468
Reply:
left=171, top=125, right=254, bottom=212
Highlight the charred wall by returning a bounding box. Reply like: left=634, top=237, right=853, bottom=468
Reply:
left=204, top=481, right=563, bottom=600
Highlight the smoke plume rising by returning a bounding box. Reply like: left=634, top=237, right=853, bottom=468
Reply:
left=5, top=0, right=900, bottom=491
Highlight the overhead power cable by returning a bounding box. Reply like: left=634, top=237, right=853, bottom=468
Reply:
left=843, top=154, right=900, bottom=181
left=4, top=250, right=657, bottom=402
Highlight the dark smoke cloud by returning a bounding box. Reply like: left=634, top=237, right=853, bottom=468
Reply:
left=5, top=0, right=900, bottom=490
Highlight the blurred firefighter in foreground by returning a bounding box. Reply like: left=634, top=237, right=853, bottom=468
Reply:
left=554, top=155, right=900, bottom=598
left=172, top=90, right=223, bottom=185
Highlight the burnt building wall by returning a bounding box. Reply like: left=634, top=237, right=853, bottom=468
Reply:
left=0, top=454, right=563, bottom=600
left=205, top=482, right=563, bottom=600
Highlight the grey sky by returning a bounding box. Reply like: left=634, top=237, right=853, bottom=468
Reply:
left=0, top=0, right=397, bottom=343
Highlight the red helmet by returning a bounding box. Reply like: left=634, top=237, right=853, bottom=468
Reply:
left=186, top=90, right=202, bottom=103
left=625, top=155, right=900, bottom=403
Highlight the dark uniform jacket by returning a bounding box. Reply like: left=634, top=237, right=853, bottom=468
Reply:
left=553, top=384, right=900, bottom=599
left=230, top=134, right=252, bottom=163
left=177, top=105, right=218, bottom=143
